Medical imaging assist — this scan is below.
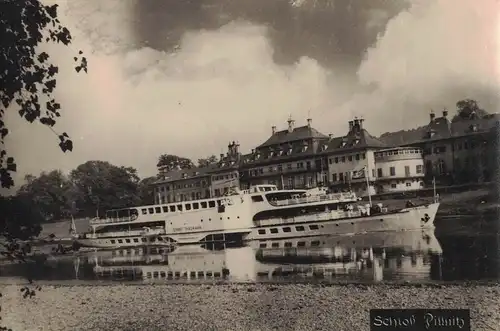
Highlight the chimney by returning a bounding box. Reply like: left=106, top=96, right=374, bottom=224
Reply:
left=220, top=153, right=224, bottom=160
left=358, top=117, right=364, bottom=129
left=328, top=133, right=333, bottom=140
left=430, top=111, right=435, bottom=121
left=287, top=115, right=295, bottom=133
left=442, top=109, right=448, bottom=118
left=251, top=148, right=255, bottom=154
left=348, top=120, right=354, bottom=131
left=272, top=126, right=276, bottom=134
left=307, top=118, right=312, bottom=128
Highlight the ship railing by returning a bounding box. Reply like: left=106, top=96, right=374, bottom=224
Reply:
left=271, top=192, right=357, bottom=207
left=254, top=210, right=363, bottom=227
left=90, top=215, right=139, bottom=225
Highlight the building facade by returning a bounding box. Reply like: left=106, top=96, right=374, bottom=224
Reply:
left=321, top=117, right=386, bottom=196
left=153, top=168, right=211, bottom=204
left=209, top=141, right=241, bottom=197
left=380, top=110, right=500, bottom=185
left=373, top=147, right=425, bottom=193
left=239, top=117, right=330, bottom=190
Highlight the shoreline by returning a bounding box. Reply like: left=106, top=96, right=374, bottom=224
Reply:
left=1, top=283, right=499, bottom=331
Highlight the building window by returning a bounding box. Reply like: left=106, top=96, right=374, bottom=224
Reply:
left=332, top=173, right=337, bottom=182
left=406, top=182, right=411, bottom=187
left=334, top=157, right=339, bottom=163
left=390, top=167, right=396, bottom=176
left=287, top=177, right=293, bottom=188
left=372, top=169, right=375, bottom=178
left=287, top=164, right=292, bottom=170
left=329, top=158, right=333, bottom=164
left=283, top=227, right=291, bottom=233
left=270, top=228, right=278, bottom=234
left=416, top=165, right=423, bottom=174
left=377, top=168, right=383, bottom=177
left=307, top=175, right=314, bottom=187
left=348, top=155, right=353, bottom=162
left=391, top=184, right=397, bottom=188
left=355, top=154, right=360, bottom=161
left=437, top=159, right=446, bottom=175
left=295, top=226, right=305, bottom=231
left=278, top=165, right=282, bottom=172
left=339, top=173, right=344, bottom=182
left=404, top=166, right=410, bottom=177
left=306, top=161, right=311, bottom=170
left=341, top=156, right=346, bottom=163
left=258, top=229, right=266, bottom=235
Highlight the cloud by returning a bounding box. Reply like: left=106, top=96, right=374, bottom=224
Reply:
left=6, top=8, right=335, bottom=185
left=5, top=0, right=498, bottom=192
left=343, top=0, right=500, bottom=129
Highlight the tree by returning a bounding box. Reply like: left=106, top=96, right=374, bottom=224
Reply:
left=0, top=1, right=87, bottom=189
left=0, top=195, right=43, bottom=242
left=17, top=170, right=75, bottom=221
left=452, top=99, right=488, bottom=122
left=157, top=154, right=194, bottom=172
left=70, top=161, right=140, bottom=217
left=138, top=176, right=158, bottom=205
left=198, top=155, right=219, bottom=168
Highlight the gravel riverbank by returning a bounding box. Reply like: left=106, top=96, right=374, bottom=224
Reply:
left=1, top=283, right=499, bottom=331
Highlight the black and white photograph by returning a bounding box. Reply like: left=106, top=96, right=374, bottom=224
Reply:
left=0, top=0, right=498, bottom=330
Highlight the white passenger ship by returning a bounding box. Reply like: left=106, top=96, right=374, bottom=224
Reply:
left=75, top=184, right=440, bottom=249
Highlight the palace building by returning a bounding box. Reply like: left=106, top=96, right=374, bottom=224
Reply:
left=380, top=110, right=500, bottom=185
left=320, top=117, right=386, bottom=196
left=239, top=116, right=330, bottom=190
left=151, top=107, right=498, bottom=200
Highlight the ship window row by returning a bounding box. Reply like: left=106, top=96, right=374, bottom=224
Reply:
left=259, top=240, right=321, bottom=248
left=141, top=200, right=223, bottom=215
left=329, top=153, right=366, bottom=164
left=146, top=270, right=222, bottom=279
left=257, top=224, right=320, bottom=235
left=109, top=236, right=172, bottom=245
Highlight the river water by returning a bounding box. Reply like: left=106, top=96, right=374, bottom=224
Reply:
left=0, top=212, right=498, bottom=285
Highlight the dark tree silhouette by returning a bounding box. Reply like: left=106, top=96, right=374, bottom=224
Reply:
left=452, top=99, right=488, bottom=122
left=18, top=170, right=75, bottom=221
left=0, top=0, right=87, bottom=189
left=70, top=161, right=141, bottom=217
left=0, top=2, right=87, bottom=326
left=138, top=175, right=158, bottom=205
left=197, top=155, right=219, bottom=168
left=157, top=154, right=194, bottom=171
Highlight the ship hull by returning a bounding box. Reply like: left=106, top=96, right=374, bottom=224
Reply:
left=247, top=203, right=439, bottom=241
left=76, top=228, right=250, bottom=249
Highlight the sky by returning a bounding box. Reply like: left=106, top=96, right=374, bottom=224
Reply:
left=4, top=0, right=499, bottom=189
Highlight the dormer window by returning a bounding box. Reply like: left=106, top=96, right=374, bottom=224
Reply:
left=181, top=173, right=187, bottom=179
left=278, top=150, right=283, bottom=156
left=469, top=124, right=478, bottom=132
left=287, top=148, right=293, bottom=155
left=341, top=141, right=347, bottom=147
left=322, top=144, right=328, bottom=151
left=354, top=139, right=360, bottom=145
left=301, top=145, right=308, bottom=152
left=427, top=131, right=435, bottom=138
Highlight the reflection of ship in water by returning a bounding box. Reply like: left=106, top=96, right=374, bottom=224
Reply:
left=91, top=244, right=256, bottom=282
left=253, top=230, right=443, bottom=282
left=87, top=230, right=443, bottom=283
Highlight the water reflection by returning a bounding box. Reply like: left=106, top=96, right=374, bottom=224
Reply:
left=3, top=229, right=482, bottom=284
